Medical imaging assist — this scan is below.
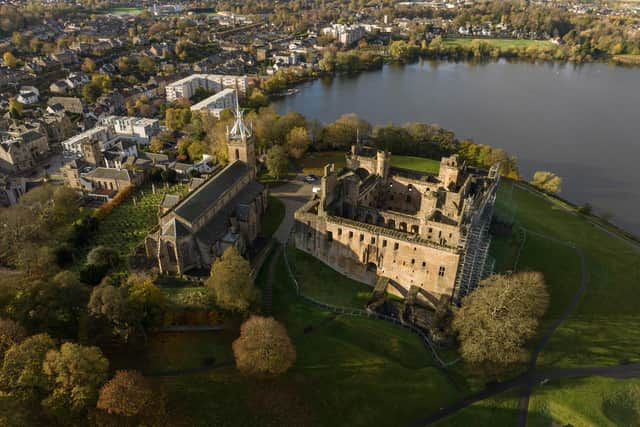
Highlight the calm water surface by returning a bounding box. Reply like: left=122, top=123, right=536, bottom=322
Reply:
left=272, top=60, right=640, bottom=235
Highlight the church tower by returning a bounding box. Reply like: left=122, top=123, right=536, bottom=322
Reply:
left=227, top=93, right=256, bottom=178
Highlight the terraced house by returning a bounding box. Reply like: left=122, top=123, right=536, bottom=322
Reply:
left=293, top=147, right=500, bottom=305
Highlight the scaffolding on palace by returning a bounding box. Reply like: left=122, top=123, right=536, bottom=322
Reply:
left=451, top=165, right=500, bottom=304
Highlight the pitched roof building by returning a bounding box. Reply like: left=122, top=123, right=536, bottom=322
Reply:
left=145, top=96, right=267, bottom=274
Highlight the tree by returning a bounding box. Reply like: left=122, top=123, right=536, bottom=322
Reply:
left=232, top=316, right=296, bottom=378
left=531, top=171, right=562, bottom=194
left=149, top=136, right=164, bottom=152
left=0, top=319, right=26, bottom=362
left=187, top=140, right=205, bottom=161
left=266, top=145, right=289, bottom=180
left=0, top=334, right=56, bottom=402
left=42, top=342, right=109, bottom=415
left=82, top=81, right=102, bottom=104
left=8, top=272, right=89, bottom=338
left=3, top=51, right=17, bottom=68
left=88, top=285, right=133, bottom=343
left=124, top=275, right=166, bottom=331
left=248, top=88, right=269, bottom=109
left=97, top=370, right=163, bottom=419
left=137, top=56, right=155, bottom=76
left=452, top=272, right=549, bottom=378
left=206, top=246, right=259, bottom=313
left=81, top=58, right=96, bottom=73
left=86, top=246, right=121, bottom=270
left=8, top=97, right=22, bottom=119
left=286, top=127, right=310, bottom=159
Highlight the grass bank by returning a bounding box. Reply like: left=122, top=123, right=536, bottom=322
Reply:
left=443, top=37, right=555, bottom=50
left=121, top=250, right=468, bottom=427
left=527, top=377, right=640, bottom=426
left=493, top=181, right=640, bottom=368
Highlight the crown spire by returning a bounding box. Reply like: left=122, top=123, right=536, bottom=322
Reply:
left=228, top=91, right=251, bottom=141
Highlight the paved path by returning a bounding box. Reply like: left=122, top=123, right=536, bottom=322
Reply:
left=269, top=175, right=313, bottom=243
left=263, top=244, right=283, bottom=315
left=408, top=363, right=640, bottom=427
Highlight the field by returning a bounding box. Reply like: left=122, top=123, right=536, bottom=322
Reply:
left=300, top=151, right=440, bottom=176
left=443, top=37, right=555, bottom=50
left=493, top=182, right=640, bottom=369
left=260, top=196, right=286, bottom=239
left=527, top=377, right=640, bottom=426
left=108, top=7, right=145, bottom=15
left=124, top=252, right=467, bottom=427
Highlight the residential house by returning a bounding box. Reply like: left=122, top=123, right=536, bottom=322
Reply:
left=0, top=130, right=49, bottom=174
left=49, top=80, right=72, bottom=95
left=47, top=97, right=85, bottom=114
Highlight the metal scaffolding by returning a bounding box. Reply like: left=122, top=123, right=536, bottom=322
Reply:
left=451, top=165, right=500, bottom=304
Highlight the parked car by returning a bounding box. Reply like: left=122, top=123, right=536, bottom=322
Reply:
left=304, top=174, right=318, bottom=183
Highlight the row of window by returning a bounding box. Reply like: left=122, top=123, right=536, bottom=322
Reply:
left=326, top=229, right=447, bottom=278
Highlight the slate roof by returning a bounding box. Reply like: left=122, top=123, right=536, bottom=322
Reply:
left=174, top=161, right=248, bottom=223
left=85, top=167, right=131, bottom=181
left=194, top=179, right=264, bottom=246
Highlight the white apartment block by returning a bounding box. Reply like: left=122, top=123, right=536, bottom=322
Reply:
left=190, top=88, right=236, bottom=118
left=62, top=116, right=160, bottom=154
left=102, top=116, right=160, bottom=144
left=165, top=74, right=249, bottom=102
left=321, top=24, right=366, bottom=46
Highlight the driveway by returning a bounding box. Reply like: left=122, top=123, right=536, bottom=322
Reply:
left=269, top=174, right=314, bottom=243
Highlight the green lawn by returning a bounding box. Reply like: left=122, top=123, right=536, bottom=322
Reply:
left=300, top=151, right=440, bottom=176
left=443, top=37, right=555, bottom=50
left=493, top=181, right=640, bottom=368
left=112, top=331, right=235, bottom=374
left=260, top=196, right=285, bottom=239
left=527, top=377, right=640, bottom=427
left=432, top=391, right=521, bottom=427
left=122, top=250, right=468, bottom=427
left=108, top=7, right=145, bottom=15
left=287, top=247, right=373, bottom=309
left=391, top=155, right=440, bottom=174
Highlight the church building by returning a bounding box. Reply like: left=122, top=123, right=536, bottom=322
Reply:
left=145, top=99, right=268, bottom=274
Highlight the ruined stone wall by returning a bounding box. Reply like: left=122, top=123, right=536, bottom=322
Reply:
left=293, top=209, right=461, bottom=302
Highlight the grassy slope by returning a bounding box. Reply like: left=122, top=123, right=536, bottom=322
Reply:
left=493, top=182, right=640, bottom=368
left=134, top=252, right=466, bottom=427
left=260, top=196, right=286, bottom=239
left=431, top=391, right=521, bottom=427
left=287, top=247, right=373, bottom=308
left=527, top=377, right=640, bottom=427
